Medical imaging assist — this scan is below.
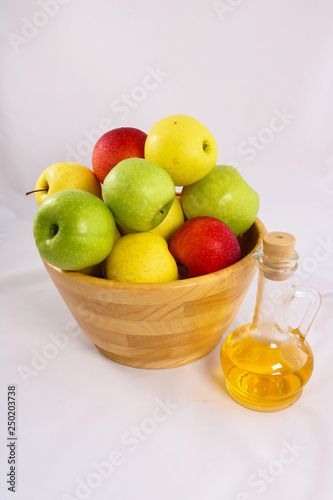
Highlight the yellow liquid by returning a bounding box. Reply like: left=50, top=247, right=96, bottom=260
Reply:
left=220, top=326, right=314, bottom=412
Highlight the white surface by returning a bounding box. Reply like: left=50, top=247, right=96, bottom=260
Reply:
left=1, top=1, right=333, bottom=499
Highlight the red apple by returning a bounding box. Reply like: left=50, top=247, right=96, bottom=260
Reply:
left=169, top=216, right=241, bottom=278
left=92, top=127, right=147, bottom=182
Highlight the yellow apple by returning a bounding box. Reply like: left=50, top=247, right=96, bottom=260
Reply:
left=32, top=162, right=102, bottom=205
left=117, top=197, right=185, bottom=243
left=150, top=196, right=185, bottom=242
left=105, top=232, right=178, bottom=283
left=144, top=114, right=218, bottom=186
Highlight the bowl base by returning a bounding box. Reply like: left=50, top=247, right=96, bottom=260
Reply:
left=95, top=337, right=221, bottom=369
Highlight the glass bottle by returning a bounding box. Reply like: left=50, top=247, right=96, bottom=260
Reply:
left=220, top=232, right=321, bottom=412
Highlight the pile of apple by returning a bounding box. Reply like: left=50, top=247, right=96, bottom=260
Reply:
left=30, top=114, right=259, bottom=283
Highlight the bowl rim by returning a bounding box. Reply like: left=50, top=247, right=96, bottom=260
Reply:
left=43, top=218, right=266, bottom=291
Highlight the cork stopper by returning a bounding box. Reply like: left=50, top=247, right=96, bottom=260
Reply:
left=263, top=232, right=296, bottom=261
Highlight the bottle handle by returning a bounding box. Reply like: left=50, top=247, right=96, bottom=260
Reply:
left=291, top=285, right=322, bottom=338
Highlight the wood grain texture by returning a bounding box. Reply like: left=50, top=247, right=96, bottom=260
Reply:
left=42, top=218, right=266, bottom=369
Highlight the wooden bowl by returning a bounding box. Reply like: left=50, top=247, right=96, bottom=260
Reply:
left=42, top=218, right=266, bottom=369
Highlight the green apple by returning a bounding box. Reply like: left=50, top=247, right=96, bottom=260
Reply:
left=117, top=196, right=185, bottom=243
left=29, top=162, right=102, bottom=206
left=181, top=165, right=259, bottom=236
left=102, top=158, right=175, bottom=232
left=33, top=189, right=116, bottom=270
left=144, top=114, right=218, bottom=186
left=80, top=227, right=122, bottom=278
left=105, top=232, right=178, bottom=283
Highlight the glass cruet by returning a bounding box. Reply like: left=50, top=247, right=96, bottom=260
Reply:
left=220, top=231, right=322, bottom=412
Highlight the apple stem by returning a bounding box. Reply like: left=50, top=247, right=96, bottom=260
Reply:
left=25, top=188, right=48, bottom=196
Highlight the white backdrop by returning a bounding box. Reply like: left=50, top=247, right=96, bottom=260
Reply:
left=1, top=1, right=333, bottom=499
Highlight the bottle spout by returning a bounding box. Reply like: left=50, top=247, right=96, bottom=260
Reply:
left=252, top=233, right=299, bottom=281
